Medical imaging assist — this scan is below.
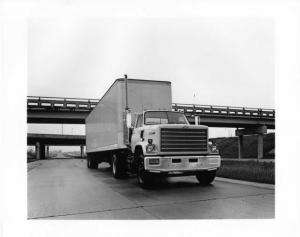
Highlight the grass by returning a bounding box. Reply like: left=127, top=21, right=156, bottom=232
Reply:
left=217, top=160, right=275, bottom=184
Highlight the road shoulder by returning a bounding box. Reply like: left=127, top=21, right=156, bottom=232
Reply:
left=215, top=177, right=275, bottom=190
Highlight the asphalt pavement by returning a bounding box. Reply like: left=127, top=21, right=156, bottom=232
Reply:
left=27, top=159, right=274, bottom=219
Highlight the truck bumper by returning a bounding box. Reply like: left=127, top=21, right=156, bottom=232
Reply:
left=144, top=155, right=221, bottom=173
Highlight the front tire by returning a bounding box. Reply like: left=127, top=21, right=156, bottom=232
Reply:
left=196, top=170, right=217, bottom=185
left=136, top=152, right=153, bottom=188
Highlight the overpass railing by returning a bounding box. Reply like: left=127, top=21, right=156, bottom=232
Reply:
left=27, top=96, right=275, bottom=119
left=172, top=103, right=275, bottom=119
left=27, top=96, right=99, bottom=111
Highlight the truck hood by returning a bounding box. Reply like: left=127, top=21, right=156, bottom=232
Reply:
left=146, top=124, right=208, bottom=130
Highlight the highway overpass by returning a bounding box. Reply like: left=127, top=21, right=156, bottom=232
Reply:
left=27, top=96, right=275, bottom=160
left=28, top=133, right=85, bottom=159
left=27, top=96, right=275, bottom=129
left=27, top=133, right=85, bottom=146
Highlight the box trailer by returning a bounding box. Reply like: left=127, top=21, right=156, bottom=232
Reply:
left=86, top=76, right=221, bottom=188
left=86, top=79, right=172, bottom=153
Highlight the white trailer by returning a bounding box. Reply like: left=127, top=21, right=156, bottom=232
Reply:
left=86, top=79, right=172, bottom=153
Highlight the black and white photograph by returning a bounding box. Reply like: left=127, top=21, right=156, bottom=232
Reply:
left=1, top=1, right=300, bottom=237
left=26, top=16, right=275, bottom=220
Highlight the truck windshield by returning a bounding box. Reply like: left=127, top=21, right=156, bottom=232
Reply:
left=144, top=111, right=189, bottom=125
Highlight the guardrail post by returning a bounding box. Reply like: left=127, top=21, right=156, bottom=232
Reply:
left=258, top=108, right=262, bottom=118
left=37, top=97, right=41, bottom=107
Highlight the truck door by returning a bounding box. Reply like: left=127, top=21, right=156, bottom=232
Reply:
left=131, top=114, right=144, bottom=153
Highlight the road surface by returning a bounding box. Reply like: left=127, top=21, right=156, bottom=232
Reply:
left=28, top=159, right=274, bottom=219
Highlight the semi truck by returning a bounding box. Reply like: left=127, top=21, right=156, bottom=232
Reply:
left=85, top=76, right=221, bottom=188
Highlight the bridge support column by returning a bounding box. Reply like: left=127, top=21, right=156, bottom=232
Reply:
left=80, top=145, right=84, bottom=158
left=46, top=146, right=49, bottom=158
left=236, top=125, right=267, bottom=160
left=35, top=142, right=40, bottom=159
left=238, top=135, right=244, bottom=159
left=35, top=142, right=45, bottom=159
left=40, top=144, right=45, bottom=159
left=257, top=133, right=264, bottom=160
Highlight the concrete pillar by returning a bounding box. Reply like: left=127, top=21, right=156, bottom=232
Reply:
left=35, top=142, right=40, bottom=159
left=40, top=144, right=45, bottom=159
left=80, top=145, right=84, bottom=158
left=46, top=146, right=49, bottom=158
left=257, top=134, right=264, bottom=159
left=238, top=135, right=244, bottom=159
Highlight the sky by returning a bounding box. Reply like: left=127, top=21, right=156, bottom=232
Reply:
left=27, top=17, right=274, bottom=148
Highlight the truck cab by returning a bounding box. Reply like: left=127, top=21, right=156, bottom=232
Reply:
left=129, top=110, right=221, bottom=187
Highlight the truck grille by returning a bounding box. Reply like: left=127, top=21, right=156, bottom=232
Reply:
left=160, top=128, right=208, bottom=153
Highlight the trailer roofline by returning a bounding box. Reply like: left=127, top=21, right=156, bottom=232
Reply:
left=86, top=78, right=172, bottom=121
left=115, top=78, right=171, bottom=85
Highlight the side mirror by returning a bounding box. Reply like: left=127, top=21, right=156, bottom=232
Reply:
left=126, top=111, right=132, bottom=128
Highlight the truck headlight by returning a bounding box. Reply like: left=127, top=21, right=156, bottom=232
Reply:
left=208, top=141, right=218, bottom=153
left=146, top=144, right=156, bottom=153
left=149, top=158, right=160, bottom=165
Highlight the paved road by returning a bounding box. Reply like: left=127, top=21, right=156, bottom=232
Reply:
left=28, top=159, right=274, bottom=219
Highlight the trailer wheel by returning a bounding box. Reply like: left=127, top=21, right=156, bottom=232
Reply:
left=196, top=170, right=217, bottom=185
left=87, top=156, right=91, bottom=168
left=112, top=153, right=127, bottom=178
left=137, top=152, right=152, bottom=188
left=87, top=156, right=98, bottom=169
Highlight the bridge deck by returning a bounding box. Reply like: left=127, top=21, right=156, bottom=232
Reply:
left=27, top=133, right=85, bottom=146
left=27, top=96, right=275, bottom=128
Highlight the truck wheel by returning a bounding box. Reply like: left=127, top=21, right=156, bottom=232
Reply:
left=196, top=170, right=217, bottom=185
left=87, top=156, right=92, bottom=168
left=137, top=152, right=152, bottom=188
left=112, top=153, right=126, bottom=179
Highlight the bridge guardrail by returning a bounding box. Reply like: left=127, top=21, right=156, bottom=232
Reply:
left=27, top=96, right=275, bottom=119
left=172, top=103, right=275, bottom=118
left=27, top=96, right=98, bottom=111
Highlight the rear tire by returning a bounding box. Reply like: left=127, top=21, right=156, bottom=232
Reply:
left=87, top=155, right=98, bottom=169
left=136, top=152, right=153, bottom=188
left=196, top=170, right=217, bottom=185
left=112, top=153, right=127, bottom=178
